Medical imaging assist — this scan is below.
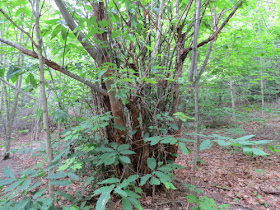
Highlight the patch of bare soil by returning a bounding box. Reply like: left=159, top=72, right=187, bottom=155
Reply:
left=0, top=133, right=44, bottom=180
left=175, top=118, right=280, bottom=210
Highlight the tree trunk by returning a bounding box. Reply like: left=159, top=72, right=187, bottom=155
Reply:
left=0, top=77, right=3, bottom=130
left=34, top=0, right=54, bottom=196
left=229, top=77, right=236, bottom=119
left=260, top=70, right=265, bottom=118
left=3, top=75, right=22, bottom=160
left=190, top=0, right=202, bottom=169
left=193, top=82, right=200, bottom=170
left=257, top=1, right=265, bottom=118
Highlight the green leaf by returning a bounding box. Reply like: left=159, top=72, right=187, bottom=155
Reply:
left=145, top=136, right=162, bottom=145
left=119, top=156, right=131, bottom=164
left=170, top=123, right=178, bottom=131
left=51, top=24, right=62, bottom=39
left=243, top=147, right=268, bottom=156
left=122, top=197, right=133, bottom=210
left=127, top=197, right=143, bottom=210
left=98, top=178, right=120, bottom=185
left=153, top=171, right=171, bottom=182
left=174, top=112, right=194, bottom=121
left=45, top=18, right=60, bottom=24
left=215, top=140, right=232, bottom=146
left=179, top=142, right=190, bottom=154
left=6, top=65, right=22, bottom=81
left=149, top=177, right=161, bottom=185
left=252, top=140, right=274, bottom=145
left=47, top=171, right=68, bottom=180
left=163, top=182, right=176, bottom=190
left=199, top=140, right=212, bottom=151
left=158, top=166, right=172, bottom=173
left=147, top=157, right=157, bottom=170
left=125, top=190, right=141, bottom=198
left=50, top=180, right=72, bottom=186
left=27, top=73, right=37, bottom=88
left=61, top=26, right=68, bottom=40
left=67, top=173, right=79, bottom=180
left=119, top=150, right=136, bottom=155
left=187, top=194, right=199, bottom=203
left=114, top=187, right=127, bottom=197
left=126, top=175, right=139, bottom=183
left=139, top=174, right=152, bottom=186
left=0, top=178, right=15, bottom=187
left=267, top=145, right=280, bottom=154
left=118, top=144, right=130, bottom=151
left=33, top=188, right=47, bottom=199
left=53, top=109, right=69, bottom=123
left=112, top=30, right=121, bottom=38
left=235, top=135, right=255, bottom=141
left=56, top=191, right=74, bottom=201
left=95, top=187, right=113, bottom=210
left=86, top=27, right=99, bottom=38
left=14, top=198, right=32, bottom=210
left=4, top=167, right=15, bottom=179
left=161, top=136, right=177, bottom=144
left=0, top=68, right=5, bottom=77
left=94, top=185, right=115, bottom=195
left=4, top=180, right=23, bottom=193
left=26, top=181, right=42, bottom=192
left=20, top=179, right=31, bottom=190
left=99, top=19, right=109, bottom=28
left=103, top=156, right=116, bottom=165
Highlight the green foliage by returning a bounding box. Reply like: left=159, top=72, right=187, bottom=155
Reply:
left=185, top=132, right=275, bottom=157
left=94, top=175, right=142, bottom=210
left=6, top=65, right=22, bottom=81
left=212, top=134, right=274, bottom=156
left=53, top=109, right=69, bottom=123
left=184, top=183, right=230, bottom=209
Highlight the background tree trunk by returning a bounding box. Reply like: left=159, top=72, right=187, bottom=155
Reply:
left=229, top=77, right=236, bottom=119
left=190, top=0, right=202, bottom=170
left=3, top=74, right=22, bottom=160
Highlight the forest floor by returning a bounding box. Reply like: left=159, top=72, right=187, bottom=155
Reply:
left=0, top=115, right=280, bottom=209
